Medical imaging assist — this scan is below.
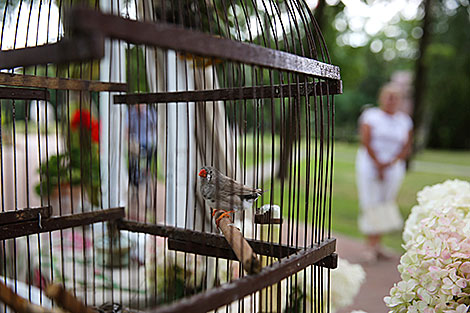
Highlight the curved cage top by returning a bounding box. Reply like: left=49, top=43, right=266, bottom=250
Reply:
left=0, top=1, right=341, bottom=313
left=0, top=0, right=339, bottom=78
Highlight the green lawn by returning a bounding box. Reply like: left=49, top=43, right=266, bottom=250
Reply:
left=331, top=141, right=470, bottom=252
left=255, top=140, right=469, bottom=252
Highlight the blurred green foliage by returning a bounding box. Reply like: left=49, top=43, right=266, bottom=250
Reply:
left=219, top=0, right=469, bottom=149
left=425, top=5, right=470, bottom=149
left=1, top=0, right=468, bottom=149
left=126, top=46, right=150, bottom=94
left=319, top=1, right=469, bottom=148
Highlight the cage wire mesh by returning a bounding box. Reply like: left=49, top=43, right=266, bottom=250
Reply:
left=0, top=0, right=341, bottom=312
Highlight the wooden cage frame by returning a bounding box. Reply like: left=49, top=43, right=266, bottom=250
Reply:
left=0, top=6, right=341, bottom=313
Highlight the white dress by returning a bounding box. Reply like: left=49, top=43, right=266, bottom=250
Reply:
left=356, top=107, right=413, bottom=235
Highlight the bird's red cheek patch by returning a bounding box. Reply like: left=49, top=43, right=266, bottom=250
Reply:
left=199, top=169, right=207, bottom=177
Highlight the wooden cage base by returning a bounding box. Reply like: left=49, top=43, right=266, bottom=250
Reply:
left=152, top=238, right=336, bottom=313
left=1, top=209, right=337, bottom=313
left=0, top=207, right=125, bottom=240
left=118, top=220, right=300, bottom=260
left=118, top=220, right=337, bottom=313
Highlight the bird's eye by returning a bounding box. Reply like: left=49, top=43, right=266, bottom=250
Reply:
left=207, top=174, right=212, bottom=181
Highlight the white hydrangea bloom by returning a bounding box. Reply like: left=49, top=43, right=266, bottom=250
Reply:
left=403, top=179, right=470, bottom=243
left=386, top=180, right=470, bottom=312
left=280, top=257, right=365, bottom=313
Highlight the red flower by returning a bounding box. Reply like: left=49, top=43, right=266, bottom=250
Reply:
left=71, top=110, right=92, bottom=130
left=91, top=120, right=100, bottom=143
left=71, top=109, right=99, bottom=143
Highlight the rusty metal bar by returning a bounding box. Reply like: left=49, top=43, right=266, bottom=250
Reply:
left=151, top=238, right=336, bottom=313
left=0, top=207, right=125, bottom=240
left=317, top=252, right=338, bottom=269
left=0, top=35, right=104, bottom=69
left=168, top=239, right=238, bottom=261
left=70, top=8, right=341, bottom=80
left=0, top=87, right=50, bottom=101
left=168, top=238, right=337, bottom=270
left=113, top=81, right=341, bottom=104
left=118, top=220, right=297, bottom=259
left=0, top=206, right=51, bottom=226
left=0, top=73, right=127, bottom=92
left=254, top=213, right=282, bottom=225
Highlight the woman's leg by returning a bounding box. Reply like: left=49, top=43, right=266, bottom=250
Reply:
left=367, top=234, right=381, bottom=249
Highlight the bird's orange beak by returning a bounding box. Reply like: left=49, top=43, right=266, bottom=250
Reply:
left=198, top=169, right=207, bottom=178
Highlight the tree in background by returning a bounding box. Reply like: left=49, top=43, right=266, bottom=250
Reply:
left=412, top=0, right=432, bottom=151
left=312, top=0, right=469, bottom=149
left=424, top=3, right=470, bottom=149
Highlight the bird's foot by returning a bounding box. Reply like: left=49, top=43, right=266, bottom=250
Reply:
left=212, top=209, right=235, bottom=228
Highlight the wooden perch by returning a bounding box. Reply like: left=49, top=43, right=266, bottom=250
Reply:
left=0, top=280, right=64, bottom=313
left=214, top=210, right=261, bottom=274
left=45, top=283, right=96, bottom=313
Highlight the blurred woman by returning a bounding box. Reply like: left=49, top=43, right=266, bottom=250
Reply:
left=356, top=83, right=413, bottom=261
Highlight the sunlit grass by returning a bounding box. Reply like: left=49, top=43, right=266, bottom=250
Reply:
left=415, top=149, right=470, bottom=166
left=238, top=133, right=280, bottom=168
left=331, top=141, right=470, bottom=252
left=255, top=140, right=470, bottom=252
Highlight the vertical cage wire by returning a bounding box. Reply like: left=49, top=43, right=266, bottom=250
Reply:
left=0, top=0, right=339, bottom=312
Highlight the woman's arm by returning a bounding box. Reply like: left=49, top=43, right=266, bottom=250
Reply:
left=360, top=123, right=380, bottom=166
left=390, top=129, right=413, bottom=164
left=360, top=122, right=387, bottom=180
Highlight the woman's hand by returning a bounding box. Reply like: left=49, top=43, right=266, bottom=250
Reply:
left=375, top=161, right=388, bottom=181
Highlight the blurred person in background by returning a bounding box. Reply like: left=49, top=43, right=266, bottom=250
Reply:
left=356, top=83, right=413, bottom=262
left=128, top=104, right=157, bottom=187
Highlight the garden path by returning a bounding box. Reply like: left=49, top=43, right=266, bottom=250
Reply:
left=335, top=233, right=401, bottom=313
left=278, top=221, right=400, bottom=313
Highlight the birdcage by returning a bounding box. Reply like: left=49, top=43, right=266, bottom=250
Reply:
left=0, top=1, right=341, bottom=312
